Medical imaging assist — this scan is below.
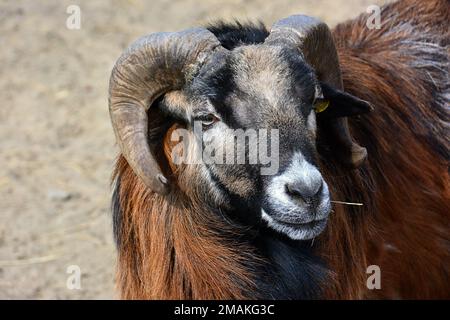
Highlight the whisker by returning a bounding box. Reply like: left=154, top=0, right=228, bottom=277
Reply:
left=331, top=200, right=364, bottom=206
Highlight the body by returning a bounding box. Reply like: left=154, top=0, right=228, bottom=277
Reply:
left=111, top=0, right=449, bottom=299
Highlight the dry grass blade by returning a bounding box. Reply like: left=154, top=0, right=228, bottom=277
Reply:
left=331, top=200, right=364, bottom=206
left=0, top=255, right=59, bottom=267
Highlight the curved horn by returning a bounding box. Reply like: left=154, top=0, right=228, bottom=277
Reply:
left=265, top=15, right=367, bottom=167
left=109, top=28, right=222, bottom=194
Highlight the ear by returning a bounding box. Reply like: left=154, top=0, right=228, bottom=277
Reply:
left=145, top=91, right=188, bottom=178
left=317, top=82, right=373, bottom=118
left=147, top=90, right=191, bottom=145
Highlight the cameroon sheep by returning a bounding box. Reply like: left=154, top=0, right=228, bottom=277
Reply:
left=109, top=0, right=449, bottom=299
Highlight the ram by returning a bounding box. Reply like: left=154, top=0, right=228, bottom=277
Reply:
left=109, top=0, right=449, bottom=299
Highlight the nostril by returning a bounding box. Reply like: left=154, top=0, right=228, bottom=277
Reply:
left=285, top=180, right=323, bottom=204
left=286, top=183, right=303, bottom=199
left=316, top=181, right=324, bottom=196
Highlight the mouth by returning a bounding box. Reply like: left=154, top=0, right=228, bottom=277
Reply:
left=274, top=217, right=327, bottom=229
left=261, top=210, right=328, bottom=240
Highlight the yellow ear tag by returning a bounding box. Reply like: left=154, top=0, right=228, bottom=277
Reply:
left=314, top=100, right=330, bottom=113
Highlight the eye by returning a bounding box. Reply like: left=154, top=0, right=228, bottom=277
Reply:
left=194, top=113, right=219, bottom=129
left=312, top=84, right=329, bottom=113
left=314, top=98, right=330, bottom=114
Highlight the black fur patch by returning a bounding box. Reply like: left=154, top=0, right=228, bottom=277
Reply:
left=111, top=176, right=123, bottom=249
left=207, top=21, right=269, bottom=49
left=252, top=230, right=328, bottom=299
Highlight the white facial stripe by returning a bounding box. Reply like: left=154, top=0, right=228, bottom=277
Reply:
left=289, top=152, right=322, bottom=193
left=306, top=110, right=317, bottom=138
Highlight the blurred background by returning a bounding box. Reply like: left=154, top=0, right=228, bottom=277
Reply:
left=0, top=0, right=386, bottom=299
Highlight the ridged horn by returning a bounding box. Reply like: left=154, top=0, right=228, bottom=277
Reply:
left=109, top=28, right=222, bottom=194
left=265, top=15, right=367, bottom=167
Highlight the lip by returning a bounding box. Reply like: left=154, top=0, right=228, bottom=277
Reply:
left=272, top=217, right=327, bottom=229
left=275, top=217, right=328, bottom=240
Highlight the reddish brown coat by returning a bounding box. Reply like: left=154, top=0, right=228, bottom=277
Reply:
left=112, top=0, right=450, bottom=299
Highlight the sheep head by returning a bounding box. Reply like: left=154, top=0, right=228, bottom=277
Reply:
left=109, top=16, right=372, bottom=240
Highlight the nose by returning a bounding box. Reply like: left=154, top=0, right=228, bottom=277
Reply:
left=286, top=178, right=323, bottom=207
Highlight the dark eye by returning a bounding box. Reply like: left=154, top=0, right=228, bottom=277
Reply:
left=194, top=113, right=219, bottom=129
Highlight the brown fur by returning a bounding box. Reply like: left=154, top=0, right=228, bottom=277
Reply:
left=113, top=125, right=261, bottom=299
left=321, top=0, right=450, bottom=298
left=112, top=0, right=450, bottom=299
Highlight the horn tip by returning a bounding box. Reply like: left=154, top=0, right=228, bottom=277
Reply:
left=350, top=145, right=368, bottom=168
left=154, top=174, right=170, bottom=195
left=143, top=174, right=170, bottom=195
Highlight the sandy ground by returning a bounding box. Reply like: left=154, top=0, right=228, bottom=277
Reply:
left=0, top=0, right=385, bottom=299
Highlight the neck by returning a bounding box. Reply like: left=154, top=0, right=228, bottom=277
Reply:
left=224, top=199, right=330, bottom=299
left=249, top=229, right=329, bottom=299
